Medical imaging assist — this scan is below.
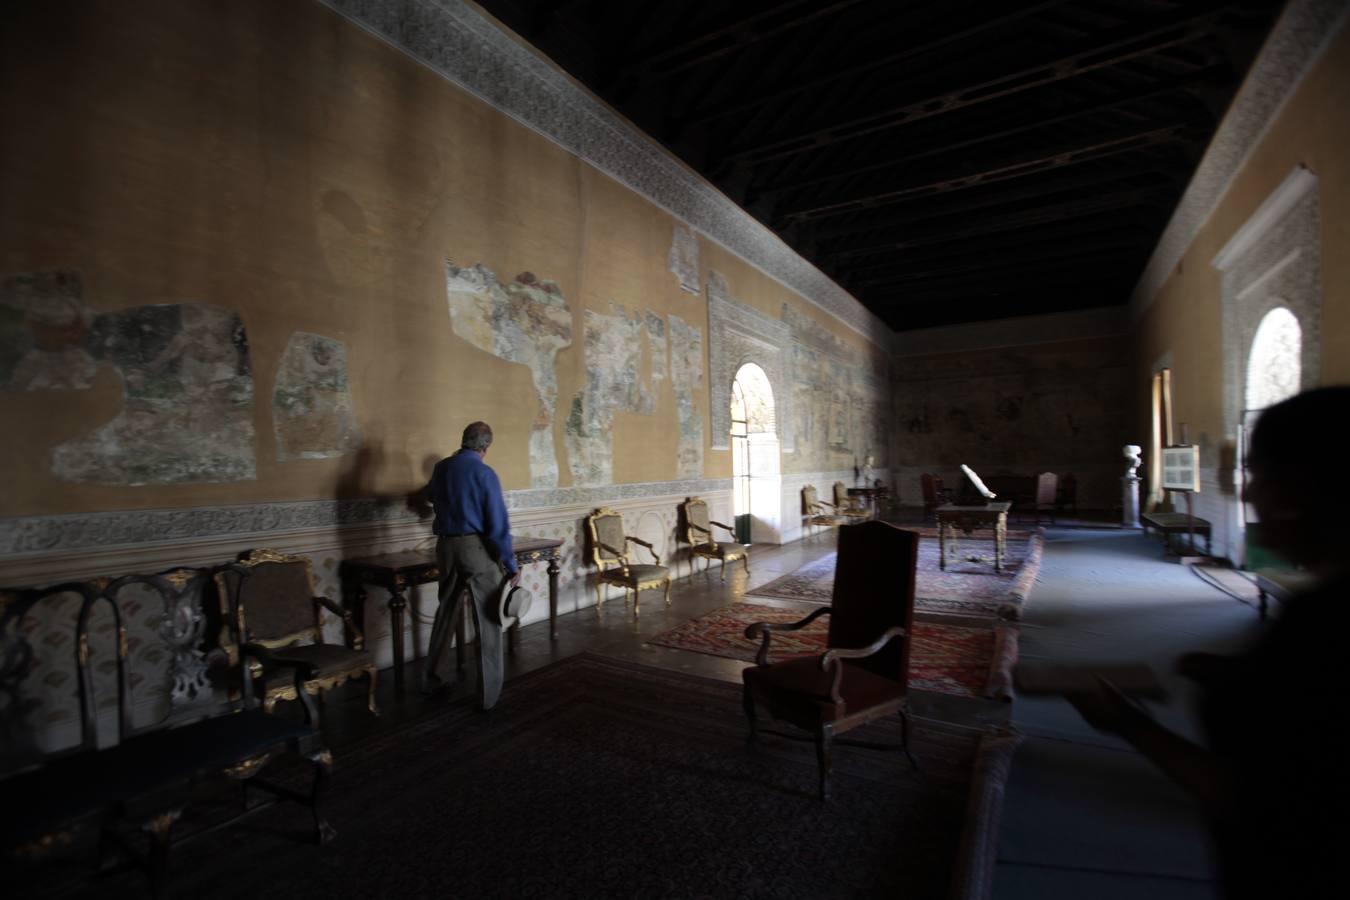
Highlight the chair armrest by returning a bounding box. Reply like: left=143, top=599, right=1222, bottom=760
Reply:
left=819, top=626, right=907, bottom=704
left=597, top=542, right=629, bottom=565
left=625, top=536, right=660, bottom=564
left=744, top=608, right=832, bottom=666
left=709, top=521, right=737, bottom=539
left=315, top=595, right=365, bottom=650
left=689, top=522, right=712, bottom=536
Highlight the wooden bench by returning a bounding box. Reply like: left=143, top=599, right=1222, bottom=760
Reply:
left=1140, top=512, right=1212, bottom=555
left=0, top=564, right=334, bottom=896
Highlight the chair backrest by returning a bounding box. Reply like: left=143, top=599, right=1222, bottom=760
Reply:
left=585, top=508, right=628, bottom=568
left=801, top=485, right=820, bottom=514
left=1059, top=473, right=1077, bottom=503
left=827, top=521, right=919, bottom=686
left=920, top=473, right=937, bottom=504
left=214, top=550, right=322, bottom=650
left=833, top=481, right=849, bottom=507
left=1036, top=472, right=1058, bottom=505
left=680, top=497, right=712, bottom=547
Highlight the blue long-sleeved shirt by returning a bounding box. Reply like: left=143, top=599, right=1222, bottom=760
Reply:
left=429, top=451, right=516, bottom=573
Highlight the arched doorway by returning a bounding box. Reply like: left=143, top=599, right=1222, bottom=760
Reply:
left=1239, top=306, right=1303, bottom=564
left=731, top=363, right=782, bottom=544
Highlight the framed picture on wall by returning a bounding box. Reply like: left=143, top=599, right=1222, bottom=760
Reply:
left=1161, top=445, right=1200, bottom=492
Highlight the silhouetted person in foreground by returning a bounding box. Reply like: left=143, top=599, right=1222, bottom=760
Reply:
left=1070, top=386, right=1349, bottom=899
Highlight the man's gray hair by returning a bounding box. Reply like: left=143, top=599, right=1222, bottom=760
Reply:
left=461, top=421, right=494, bottom=452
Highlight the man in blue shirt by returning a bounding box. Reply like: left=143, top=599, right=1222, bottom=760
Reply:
left=422, top=421, right=518, bottom=709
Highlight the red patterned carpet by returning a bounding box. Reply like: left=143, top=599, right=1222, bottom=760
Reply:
left=648, top=602, right=1009, bottom=698
left=747, top=531, right=1044, bottom=620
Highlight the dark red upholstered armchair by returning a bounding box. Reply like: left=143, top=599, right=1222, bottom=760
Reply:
left=741, top=520, right=919, bottom=799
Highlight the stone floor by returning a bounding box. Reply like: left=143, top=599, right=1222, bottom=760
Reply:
left=993, top=527, right=1267, bottom=899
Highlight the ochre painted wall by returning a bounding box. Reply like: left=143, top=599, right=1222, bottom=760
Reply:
left=0, top=0, right=884, bottom=518
left=1133, top=22, right=1350, bottom=442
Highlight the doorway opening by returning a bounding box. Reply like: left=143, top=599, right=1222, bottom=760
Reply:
left=730, top=363, right=782, bottom=544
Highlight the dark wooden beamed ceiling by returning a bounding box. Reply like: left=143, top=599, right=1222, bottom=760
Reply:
left=476, top=0, right=1285, bottom=330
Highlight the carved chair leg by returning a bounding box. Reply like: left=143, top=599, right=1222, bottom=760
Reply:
left=631, top=587, right=640, bottom=618
left=663, top=579, right=672, bottom=607
left=309, top=749, right=337, bottom=845
left=141, top=809, right=182, bottom=900
left=366, top=667, right=380, bottom=716
left=743, top=553, right=750, bottom=576
left=899, top=705, right=919, bottom=770
left=720, top=557, right=727, bottom=582
left=595, top=581, right=604, bottom=610
left=816, top=729, right=834, bottom=801
left=742, top=684, right=758, bottom=742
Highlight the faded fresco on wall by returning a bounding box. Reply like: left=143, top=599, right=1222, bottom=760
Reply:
left=564, top=304, right=657, bottom=486
left=445, top=262, right=573, bottom=488
left=273, top=331, right=360, bottom=461
left=645, top=311, right=668, bottom=382
left=667, top=224, right=700, bottom=294
left=669, top=314, right=704, bottom=479
left=1, top=269, right=258, bottom=485
left=54, top=303, right=257, bottom=485
left=0, top=270, right=98, bottom=390
left=781, top=304, right=888, bottom=473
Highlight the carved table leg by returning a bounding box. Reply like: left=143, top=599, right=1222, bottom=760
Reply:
left=388, top=577, right=407, bottom=693
left=548, top=556, right=561, bottom=640
left=939, top=519, right=948, bottom=571
left=995, top=514, right=1006, bottom=573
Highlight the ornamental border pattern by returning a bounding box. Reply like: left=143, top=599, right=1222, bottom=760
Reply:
left=318, top=0, right=890, bottom=347
left=0, top=477, right=733, bottom=555
left=1130, top=0, right=1349, bottom=316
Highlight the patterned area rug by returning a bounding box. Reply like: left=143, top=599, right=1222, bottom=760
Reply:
left=748, top=532, right=1044, bottom=620
left=73, top=654, right=996, bottom=900
left=648, top=602, right=1009, bottom=699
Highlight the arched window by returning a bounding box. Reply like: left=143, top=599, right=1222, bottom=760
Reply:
left=1245, top=307, right=1302, bottom=412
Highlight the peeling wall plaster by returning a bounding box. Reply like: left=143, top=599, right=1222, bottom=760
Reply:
left=445, top=261, right=573, bottom=488
left=565, top=303, right=655, bottom=487
left=1, top=270, right=257, bottom=486
left=273, top=331, right=361, bottom=461
left=668, top=313, right=704, bottom=480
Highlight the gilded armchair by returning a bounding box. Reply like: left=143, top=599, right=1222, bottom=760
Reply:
left=215, top=549, right=378, bottom=718
left=742, top=521, right=920, bottom=800
left=678, top=496, right=749, bottom=581
left=801, top=485, right=848, bottom=538
left=584, top=508, right=672, bottom=617
left=833, top=481, right=871, bottom=521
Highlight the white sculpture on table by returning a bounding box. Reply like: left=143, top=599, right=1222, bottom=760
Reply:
left=1122, top=444, right=1142, bottom=527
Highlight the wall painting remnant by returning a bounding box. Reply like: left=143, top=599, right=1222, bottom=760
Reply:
left=273, top=331, right=361, bottom=461
left=445, top=262, right=573, bottom=488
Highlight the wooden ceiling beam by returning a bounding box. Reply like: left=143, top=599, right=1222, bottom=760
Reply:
left=781, top=123, right=1186, bottom=223
left=754, top=67, right=1217, bottom=197
left=724, top=3, right=1229, bottom=167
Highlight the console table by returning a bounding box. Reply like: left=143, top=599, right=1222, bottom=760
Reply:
left=935, top=502, right=1012, bottom=572
left=341, top=536, right=564, bottom=692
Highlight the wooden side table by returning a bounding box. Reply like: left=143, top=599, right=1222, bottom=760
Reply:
left=341, top=536, right=564, bottom=692
left=935, top=502, right=1011, bottom=572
